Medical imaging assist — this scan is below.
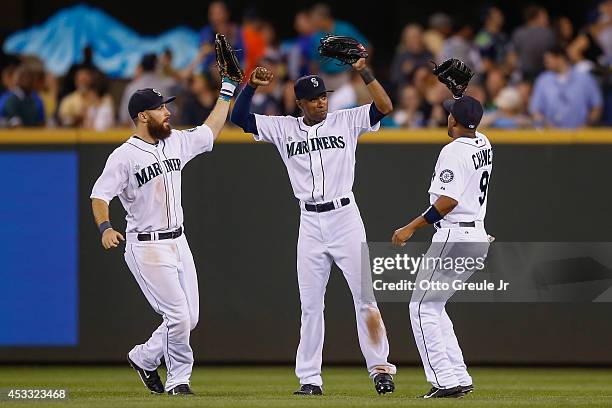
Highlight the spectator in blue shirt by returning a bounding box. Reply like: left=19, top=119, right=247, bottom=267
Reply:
left=529, top=46, right=603, bottom=128
left=281, top=10, right=316, bottom=81
left=309, top=3, right=368, bottom=77
left=308, top=3, right=368, bottom=109
left=199, top=1, right=244, bottom=73
left=0, top=65, right=44, bottom=127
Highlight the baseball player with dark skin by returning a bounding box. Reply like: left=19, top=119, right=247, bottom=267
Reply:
left=231, top=58, right=397, bottom=396
left=392, top=95, right=492, bottom=398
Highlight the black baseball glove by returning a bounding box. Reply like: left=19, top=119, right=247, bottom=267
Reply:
left=431, top=58, right=474, bottom=98
left=318, top=35, right=368, bottom=65
left=215, top=33, right=244, bottom=83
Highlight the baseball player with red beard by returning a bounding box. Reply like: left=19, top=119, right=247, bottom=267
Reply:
left=90, top=35, right=242, bottom=396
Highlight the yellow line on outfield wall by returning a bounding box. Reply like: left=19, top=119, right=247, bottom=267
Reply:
left=0, top=128, right=611, bottom=144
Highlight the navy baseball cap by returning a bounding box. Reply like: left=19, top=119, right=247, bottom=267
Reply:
left=294, top=75, right=333, bottom=100
left=128, top=88, right=176, bottom=119
left=443, top=96, right=484, bottom=130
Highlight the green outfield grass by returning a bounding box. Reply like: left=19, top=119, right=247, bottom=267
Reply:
left=1, top=366, right=612, bottom=407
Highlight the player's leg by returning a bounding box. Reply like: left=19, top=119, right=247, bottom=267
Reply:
left=440, top=307, right=472, bottom=386
left=124, top=248, right=165, bottom=371
left=410, top=296, right=459, bottom=389
left=176, top=235, right=199, bottom=331
left=127, top=323, right=165, bottom=371
left=409, top=230, right=460, bottom=389
left=325, top=205, right=396, bottom=378
left=295, top=211, right=333, bottom=387
left=440, top=230, right=490, bottom=388
left=125, top=236, right=199, bottom=370
left=125, top=242, right=193, bottom=391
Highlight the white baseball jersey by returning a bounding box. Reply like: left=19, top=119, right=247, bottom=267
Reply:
left=91, top=125, right=214, bottom=233
left=429, top=131, right=493, bottom=223
left=253, top=103, right=380, bottom=203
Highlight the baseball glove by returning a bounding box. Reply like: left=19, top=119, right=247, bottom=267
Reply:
left=215, top=33, right=244, bottom=83
left=318, top=35, right=368, bottom=65
left=431, top=58, right=474, bottom=98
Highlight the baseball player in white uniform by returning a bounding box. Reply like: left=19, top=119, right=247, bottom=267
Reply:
left=392, top=95, right=492, bottom=398
left=90, top=74, right=238, bottom=395
left=230, top=60, right=397, bottom=395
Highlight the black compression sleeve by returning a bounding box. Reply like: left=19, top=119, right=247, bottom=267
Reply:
left=369, top=103, right=386, bottom=126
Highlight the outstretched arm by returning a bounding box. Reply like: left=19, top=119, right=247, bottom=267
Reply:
left=352, top=58, right=393, bottom=125
left=204, top=84, right=236, bottom=140
left=391, top=195, right=458, bottom=246
left=231, top=85, right=257, bottom=134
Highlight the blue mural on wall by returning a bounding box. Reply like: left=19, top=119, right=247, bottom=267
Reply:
left=3, top=4, right=200, bottom=78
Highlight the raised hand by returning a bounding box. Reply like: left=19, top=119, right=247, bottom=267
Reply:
left=249, top=67, right=274, bottom=87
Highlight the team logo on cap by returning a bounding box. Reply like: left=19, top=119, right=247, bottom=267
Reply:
left=152, top=88, right=162, bottom=96
left=311, top=78, right=319, bottom=87
left=440, top=169, right=454, bottom=183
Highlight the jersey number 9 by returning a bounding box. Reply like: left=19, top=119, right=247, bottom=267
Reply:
left=479, top=171, right=489, bottom=206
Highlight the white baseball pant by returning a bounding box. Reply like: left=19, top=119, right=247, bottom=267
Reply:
left=409, top=226, right=490, bottom=389
left=124, top=232, right=199, bottom=391
left=295, top=196, right=396, bottom=386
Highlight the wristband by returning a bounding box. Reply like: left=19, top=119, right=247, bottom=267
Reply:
left=422, top=205, right=443, bottom=224
left=219, top=78, right=238, bottom=101
left=359, top=68, right=375, bottom=85
left=99, top=221, right=112, bottom=235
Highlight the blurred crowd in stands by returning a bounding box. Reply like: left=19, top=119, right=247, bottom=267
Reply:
left=2, top=1, right=612, bottom=130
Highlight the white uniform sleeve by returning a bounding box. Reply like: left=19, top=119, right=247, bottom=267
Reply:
left=254, top=114, right=287, bottom=144
left=428, top=151, right=467, bottom=202
left=340, top=103, right=381, bottom=138
left=90, top=150, right=129, bottom=204
left=175, top=124, right=214, bottom=163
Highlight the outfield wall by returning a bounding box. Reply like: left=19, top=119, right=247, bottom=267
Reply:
left=0, top=128, right=610, bottom=364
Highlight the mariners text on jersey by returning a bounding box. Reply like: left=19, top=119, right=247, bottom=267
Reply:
left=90, top=124, right=214, bottom=233
left=252, top=104, right=379, bottom=203
left=286, top=136, right=346, bottom=158
left=135, top=158, right=182, bottom=187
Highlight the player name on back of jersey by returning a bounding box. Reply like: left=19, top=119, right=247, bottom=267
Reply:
left=135, top=158, right=181, bottom=188
left=286, top=136, right=346, bottom=158
left=472, top=147, right=492, bottom=171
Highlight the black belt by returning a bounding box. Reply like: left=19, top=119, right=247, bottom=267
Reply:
left=305, top=197, right=350, bottom=213
left=434, top=221, right=476, bottom=229
left=137, top=227, right=183, bottom=241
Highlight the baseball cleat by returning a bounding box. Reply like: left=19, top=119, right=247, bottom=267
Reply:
left=127, top=355, right=164, bottom=394
left=420, top=386, right=466, bottom=398
left=373, top=373, right=395, bottom=394
left=293, top=384, right=323, bottom=395
left=167, top=384, right=194, bottom=396
left=460, top=384, right=474, bottom=394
